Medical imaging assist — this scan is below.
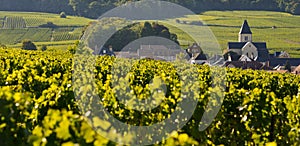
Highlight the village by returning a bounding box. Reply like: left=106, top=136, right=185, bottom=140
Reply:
left=98, top=20, right=300, bottom=75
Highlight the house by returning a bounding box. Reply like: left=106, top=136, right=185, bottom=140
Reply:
left=95, top=45, right=115, bottom=56
left=269, top=58, right=300, bottom=67
left=137, top=45, right=184, bottom=61
left=227, top=20, right=269, bottom=65
left=293, top=65, right=300, bottom=74
left=271, top=51, right=290, bottom=58
left=186, top=43, right=208, bottom=64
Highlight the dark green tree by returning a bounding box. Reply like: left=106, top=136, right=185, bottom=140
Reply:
left=21, top=40, right=37, bottom=50
left=40, top=45, right=47, bottom=51
left=141, top=22, right=155, bottom=37
left=284, top=60, right=292, bottom=72
left=104, top=21, right=179, bottom=51
left=0, top=43, right=7, bottom=49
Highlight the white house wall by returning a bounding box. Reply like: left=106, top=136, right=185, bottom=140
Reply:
left=242, top=42, right=258, bottom=59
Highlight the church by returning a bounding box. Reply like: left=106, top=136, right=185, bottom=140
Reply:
left=227, top=20, right=270, bottom=65
left=225, top=20, right=300, bottom=70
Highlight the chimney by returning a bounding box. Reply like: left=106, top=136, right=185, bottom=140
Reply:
left=109, top=45, right=113, bottom=52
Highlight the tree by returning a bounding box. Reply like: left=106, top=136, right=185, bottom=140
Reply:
left=159, top=29, right=171, bottom=39
left=284, top=60, right=292, bottom=72
left=0, top=43, right=7, bottom=49
left=290, top=2, right=300, bottom=14
left=39, top=22, right=57, bottom=28
left=21, top=40, right=37, bottom=50
left=141, top=22, right=154, bottom=37
left=40, top=45, right=47, bottom=51
left=103, top=21, right=179, bottom=51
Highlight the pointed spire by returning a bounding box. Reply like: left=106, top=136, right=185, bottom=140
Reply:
left=239, top=20, right=252, bottom=34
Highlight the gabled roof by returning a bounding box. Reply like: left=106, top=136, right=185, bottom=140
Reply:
left=228, top=42, right=267, bottom=49
left=192, top=53, right=207, bottom=60
left=99, top=47, right=115, bottom=56
left=239, top=20, right=252, bottom=34
left=253, top=42, right=267, bottom=49
left=269, top=58, right=300, bottom=67
left=257, top=47, right=270, bottom=62
left=188, top=43, right=201, bottom=50
left=228, top=42, right=247, bottom=49
left=239, top=55, right=252, bottom=61
left=225, top=51, right=241, bottom=61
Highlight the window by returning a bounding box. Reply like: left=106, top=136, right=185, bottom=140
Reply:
left=245, top=36, right=248, bottom=41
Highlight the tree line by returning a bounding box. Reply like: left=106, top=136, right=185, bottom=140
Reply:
left=0, top=0, right=300, bottom=18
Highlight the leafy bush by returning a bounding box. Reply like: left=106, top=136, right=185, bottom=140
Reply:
left=21, top=39, right=37, bottom=50
left=39, top=22, right=57, bottom=28
left=102, top=21, right=179, bottom=51
left=0, top=43, right=7, bottom=49
left=0, top=49, right=299, bottom=145
left=40, top=45, right=47, bottom=51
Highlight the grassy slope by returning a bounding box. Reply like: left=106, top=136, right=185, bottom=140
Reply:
left=0, top=11, right=91, bottom=26
left=166, top=11, right=300, bottom=57
left=1, top=10, right=300, bottom=57
left=0, top=11, right=92, bottom=48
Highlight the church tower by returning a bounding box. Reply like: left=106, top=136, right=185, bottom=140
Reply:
left=239, top=20, right=252, bottom=42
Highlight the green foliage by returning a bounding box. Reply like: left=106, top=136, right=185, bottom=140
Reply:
left=0, top=11, right=90, bottom=45
left=67, top=40, right=79, bottom=54
left=39, top=22, right=58, bottom=28
left=104, top=21, right=179, bottom=51
left=141, top=22, right=155, bottom=37
left=21, top=39, right=37, bottom=50
left=0, top=43, right=6, bottom=49
left=40, top=45, right=47, bottom=51
left=0, top=87, right=33, bottom=146
left=0, top=48, right=300, bottom=145
left=285, top=61, right=292, bottom=72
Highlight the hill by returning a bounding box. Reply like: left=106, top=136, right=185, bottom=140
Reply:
left=0, top=11, right=92, bottom=48
left=1, top=10, right=300, bottom=57
left=165, top=11, right=300, bottom=57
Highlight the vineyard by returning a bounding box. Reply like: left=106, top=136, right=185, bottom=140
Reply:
left=52, top=28, right=84, bottom=41
left=0, top=11, right=91, bottom=27
left=0, top=16, right=4, bottom=28
left=0, top=48, right=299, bottom=145
left=0, top=28, right=52, bottom=44
left=2, top=16, right=26, bottom=29
left=0, top=11, right=91, bottom=46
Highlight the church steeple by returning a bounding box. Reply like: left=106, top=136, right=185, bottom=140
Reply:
left=239, top=20, right=252, bottom=34
left=239, top=20, right=252, bottom=42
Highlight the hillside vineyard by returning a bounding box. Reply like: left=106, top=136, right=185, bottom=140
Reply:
left=0, top=48, right=299, bottom=145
